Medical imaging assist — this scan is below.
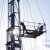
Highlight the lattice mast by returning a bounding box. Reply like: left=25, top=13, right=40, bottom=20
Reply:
left=6, top=0, right=21, bottom=50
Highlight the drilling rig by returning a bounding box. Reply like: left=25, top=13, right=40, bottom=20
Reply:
left=6, top=0, right=46, bottom=50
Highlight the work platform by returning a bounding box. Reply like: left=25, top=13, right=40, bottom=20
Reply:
left=20, top=21, right=46, bottom=38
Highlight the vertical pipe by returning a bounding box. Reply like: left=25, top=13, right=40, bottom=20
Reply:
left=17, top=0, right=21, bottom=50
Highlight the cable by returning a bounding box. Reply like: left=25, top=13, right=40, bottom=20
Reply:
left=35, top=1, right=47, bottom=50
left=26, top=0, right=39, bottom=23
left=0, top=0, right=3, bottom=28
left=35, top=0, right=45, bottom=23
left=22, top=0, right=26, bottom=22
left=24, top=0, right=29, bottom=22
left=26, top=0, right=34, bottom=22
left=0, top=0, right=4, bottom=50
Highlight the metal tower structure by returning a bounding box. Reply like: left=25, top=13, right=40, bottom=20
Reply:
left=6, top=0, right=46, bottom=50
left=6, top=0, right=21, bottom=50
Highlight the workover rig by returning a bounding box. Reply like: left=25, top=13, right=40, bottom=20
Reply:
left=6, top=0, right=46, bottom=50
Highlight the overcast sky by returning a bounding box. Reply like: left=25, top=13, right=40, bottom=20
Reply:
left=0, top=0, right=50, bottom=50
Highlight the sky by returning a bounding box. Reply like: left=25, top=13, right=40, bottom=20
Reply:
left=0, top=0, right=50, bottom=50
